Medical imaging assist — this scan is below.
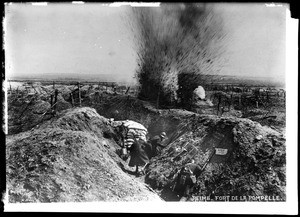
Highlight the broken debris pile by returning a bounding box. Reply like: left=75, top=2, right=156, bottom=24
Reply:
left=6, top=107, right=161, bottom=202
left=145, top=115, right=286, bottom=201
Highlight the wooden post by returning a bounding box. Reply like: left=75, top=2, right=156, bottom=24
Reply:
left=94, top=91, right=98, bottom=103
left=54, top=89, right=58, bottom=113
left=100, top=92, right=103, bottom=102
left=125, top=86, right=130, bottom=95
left=53, top=81, right=55, bottom=90
left=78, top=82, right=81, bottom=107
left=50, top=94, right=54, bottom=107
left=230, top=94, right=233, bottom=110
left=70, top=92, right=74, bottom=107
left=266, top=91, right=270, bottom=102
left=113, top=85, right=117, bottom=95
left=217, top=94, right=221, bottom=114
left=9, top=81, right=12, bottom=94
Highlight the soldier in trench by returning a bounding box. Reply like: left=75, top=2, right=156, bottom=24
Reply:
left=116, top=123, right=130, bottom=161
left=172, top=160, right=202, bottom=200
left=128, top=135, right=150, bottom=177
left=149, top=132, right=168, bottom=158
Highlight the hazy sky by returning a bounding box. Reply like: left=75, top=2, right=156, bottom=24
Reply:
left=5, top=3, right=287, bottom=83
left=216, top=3, right=286, bottom=82
left=5, top=3, right=136, bottom=82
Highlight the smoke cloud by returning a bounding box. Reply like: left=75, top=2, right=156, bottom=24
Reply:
left=128, top=3, right=228, bottom=106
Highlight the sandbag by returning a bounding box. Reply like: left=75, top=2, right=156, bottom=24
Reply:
left=113, top=120, right=148, bottom=145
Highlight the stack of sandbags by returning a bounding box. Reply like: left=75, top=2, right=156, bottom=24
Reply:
left=123, top=120, right=148, bottom=144
left=112, top=120, right=148, bottom=147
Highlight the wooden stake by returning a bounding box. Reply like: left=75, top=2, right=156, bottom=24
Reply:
left=125, top=86, right=130, bottom=95
left=217, top=94, right=221, bottom=113
left=230, top=94, right=233, bottom=109
left=266, top=91, right=270, bottom=102
left=50, top=94, right=53, bottom=107
left=54, top=89, right=58, bottom=112
left=70, top=92, right=74, bottom=107
left=78, top=82, right=81, bottom=107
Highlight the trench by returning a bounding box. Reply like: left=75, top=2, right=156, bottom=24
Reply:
left=145, top=122, right=237, bottom=201
left=94, top=96, right=284, bottom=202
left=7, top=85, right=286, bottom=202
left=92, top=97, right=239, bottom=201
left=88, top=96, right=241, bottom=201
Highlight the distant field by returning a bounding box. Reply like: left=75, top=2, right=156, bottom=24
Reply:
left=7, top=81, right=24, bottom=89
left=7, top=73, right=284, bottom=89
left=7, top=72, right=136, bottom=86
left=205, top=75, right=285, bottom=89
left=7, top=79, right=138, bottom=89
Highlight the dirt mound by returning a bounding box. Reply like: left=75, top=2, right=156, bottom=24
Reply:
left=144, top=115, right=286, bottom=201
left=6, top=107, right=161, bottom=202
left=8, top=96, right=50, bottom=134
left=8, top=92, right=72, bottom=135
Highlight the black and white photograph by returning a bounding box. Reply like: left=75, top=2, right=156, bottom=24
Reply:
left=3, top=2, right=298, bottom=214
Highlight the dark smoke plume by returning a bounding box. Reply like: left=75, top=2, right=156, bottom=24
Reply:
left=128, top=3, right=228, bottom=107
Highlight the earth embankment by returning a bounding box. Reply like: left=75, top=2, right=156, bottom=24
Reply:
left=144, top=114, right=286, bottom=201
left=6, top=107, right=162, bottom=202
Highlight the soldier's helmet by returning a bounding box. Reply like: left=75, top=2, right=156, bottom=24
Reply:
left=160, top=132, right=167, bottom=138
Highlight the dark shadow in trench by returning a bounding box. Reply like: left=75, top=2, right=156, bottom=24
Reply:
left=159, top=187, right=181, bottom=201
